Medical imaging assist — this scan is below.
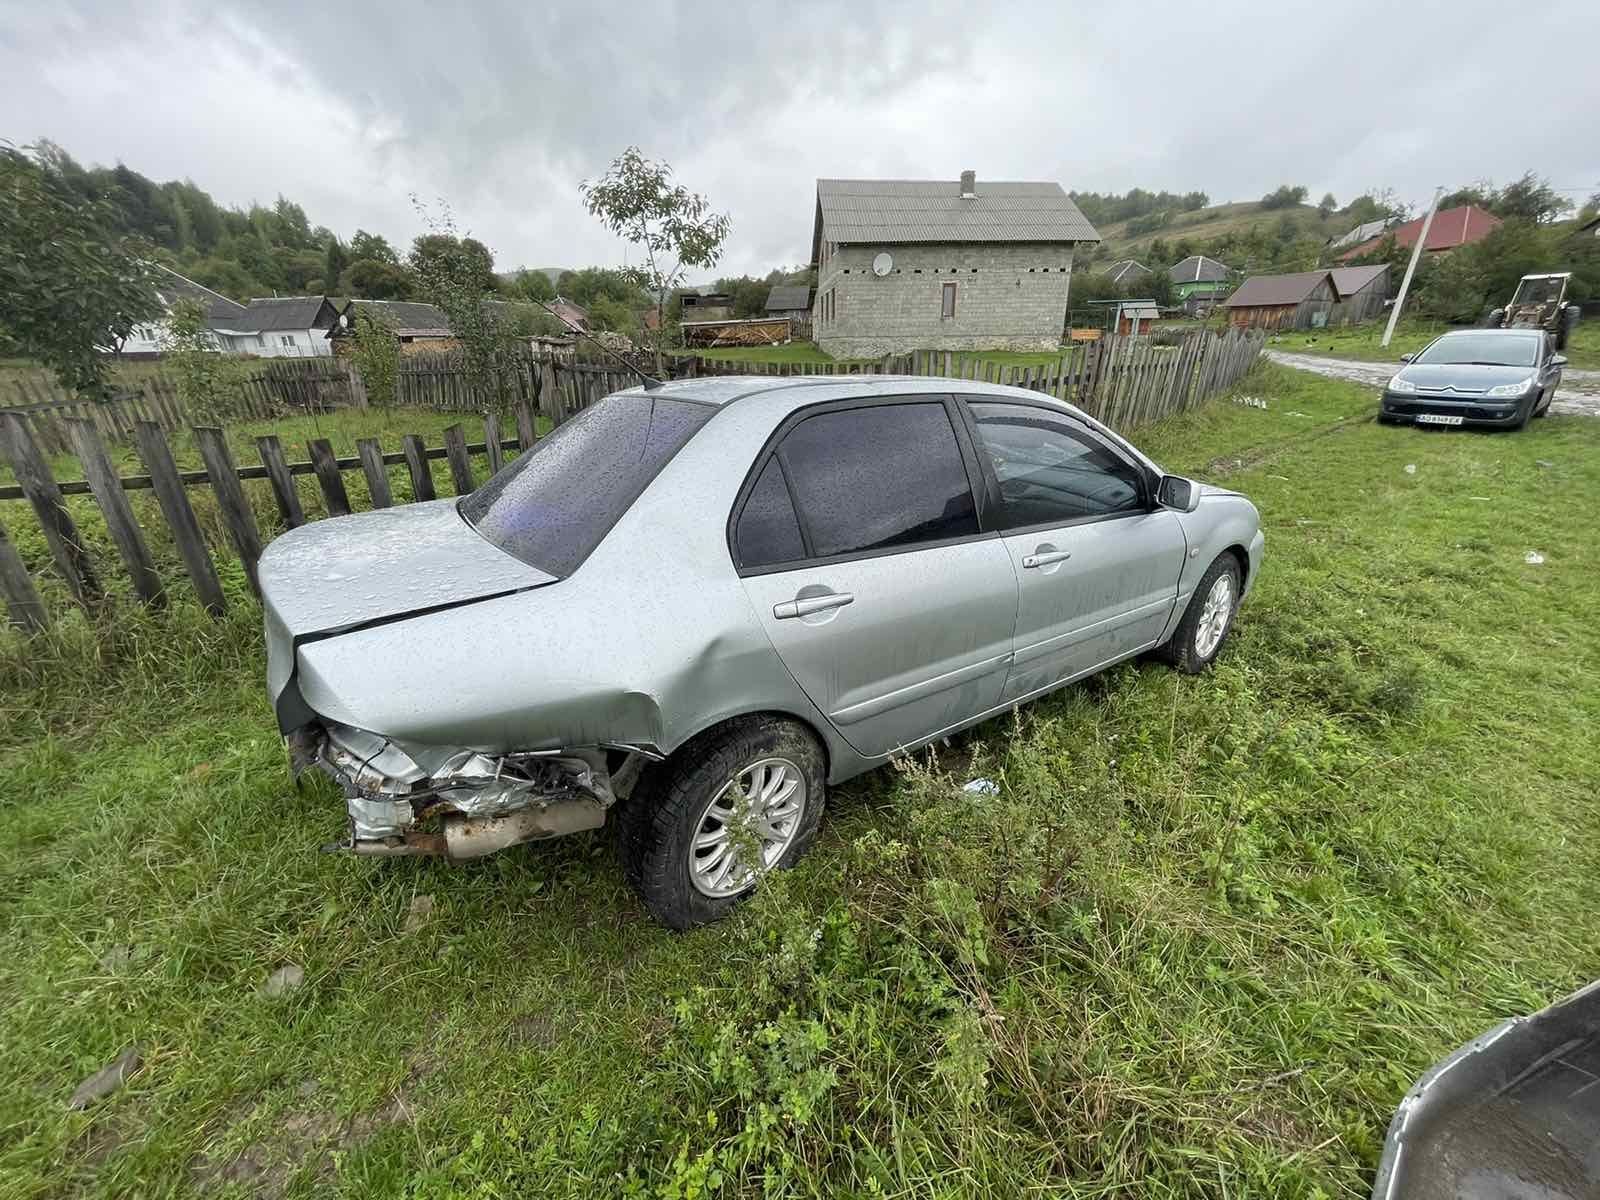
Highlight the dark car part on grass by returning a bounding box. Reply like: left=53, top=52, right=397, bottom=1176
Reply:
left=261, top=376, right=1264, bottom=927
left=1371, top=979, right=1600, bottom=1200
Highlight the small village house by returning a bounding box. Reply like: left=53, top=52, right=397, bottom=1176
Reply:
left=1327, top=264, right=1392, bottom=323
left=765, top=283, right=812, bottom=338
left=1103, top=259, right=1152, bottom=288
left=233, top=296, right=340, bottom=357
left=1169, top=255, right=1233, bottom=314
left=1338, top=204, right=1500, bottom=261
left=119, top=264, right=250, bottom=358
left=810, top=169, right=1100, bottom=357
left=333, top=300, right=455, bottom=351
left=1222, top=270, right=1341, bottom=331
left=681, top=293, right=734, bottom=322
left=1326, top=216, right=1401, bottom=253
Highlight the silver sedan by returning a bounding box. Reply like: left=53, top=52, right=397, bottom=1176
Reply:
left=260, top=375, right=1264, bottom=928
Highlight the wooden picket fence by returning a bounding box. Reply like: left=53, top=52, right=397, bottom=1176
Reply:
left=0, top=328, right=1264, bottom=634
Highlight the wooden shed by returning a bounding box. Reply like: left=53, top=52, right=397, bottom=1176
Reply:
left=1328, top=264, right=1392, bottom=325
left=1222, top=270, right=1341, bottom=331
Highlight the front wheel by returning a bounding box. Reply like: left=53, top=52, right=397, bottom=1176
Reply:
left=617, top=716, right=825, bottom=929
left=1161, top=554, right=1241, bottom=673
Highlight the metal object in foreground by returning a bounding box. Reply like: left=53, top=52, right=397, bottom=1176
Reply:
left=1371, top=979, right=1600, bottom=1200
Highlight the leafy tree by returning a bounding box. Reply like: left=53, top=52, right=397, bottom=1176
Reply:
left=1440, top=181, right=1494, bottom=211
left=0, top=143, right=160, bottom=394
left=349, top=306, right=400, bottom=407
left=1317, top=193, right=1337, bottom=218
left=1491, top=172, right=1571, bottom=224
left=581, top=146, right=730, bottom=374
left=164, top=298, right=244, bottom=422
left=586, top=296, right=637, bottom=333
left=512, top=269, right=556, bottom=303
left=340, top=258, right=412, bottom=299
left=409, top=198, right=506, bottom=404
left=555, top=266, right=647, bottom=310
left=712, top=275, right=771, bottom=318
left=1147, top=269, right=1175, bottom=306
left=324, top=239, right=349, bottom=293
left=350, top=229, right=400, bottom=265
left=1147, top=237, right=1172, bottom=267
left=1259, top=184, right=1309, bottom=210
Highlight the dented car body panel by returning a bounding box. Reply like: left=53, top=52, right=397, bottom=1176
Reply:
left=260, top=375, right=1262, bottom=861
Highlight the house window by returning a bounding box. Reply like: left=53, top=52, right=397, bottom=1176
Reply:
left=280, top=335, right=294, bottom=347
left=942, top=281, right=957, bottom=319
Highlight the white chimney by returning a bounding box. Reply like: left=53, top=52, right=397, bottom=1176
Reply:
left=960, top=169, right=976, bottom=198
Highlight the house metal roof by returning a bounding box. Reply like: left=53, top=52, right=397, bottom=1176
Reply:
left=1169, top=255, right=1232, bottom=284
left=344, top=299, right=452, bottom=335
left=1105, top=259, right=1151, bottom=285
left=152, top=264, right=248, bottom=325
left=765, top=284, right=811, bottom=311
left=1224, top=270, right=1339, bottom=308
left=238, top=296, right=336, bottom=332
left=814, top=177, right=1100, bottom=249
left=1328, top=264, right=1390, bottom=295
left=1339, top=205, right=1501, bottom=261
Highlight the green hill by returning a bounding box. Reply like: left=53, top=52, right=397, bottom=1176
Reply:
left=1092, top=201, right=1352, bottom=264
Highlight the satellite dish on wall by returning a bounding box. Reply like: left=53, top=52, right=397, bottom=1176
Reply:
left=872, top=252, right=894, bottom=277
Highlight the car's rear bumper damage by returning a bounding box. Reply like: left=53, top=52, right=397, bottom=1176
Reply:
left=290, top=722, right=631, bottom=860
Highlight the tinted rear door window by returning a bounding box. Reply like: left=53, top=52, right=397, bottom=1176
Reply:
left=461, top=393, right=713, bottom=576
left=776, top=402, right=978, bottom=559
left=734, top=457, right=806, bottom=568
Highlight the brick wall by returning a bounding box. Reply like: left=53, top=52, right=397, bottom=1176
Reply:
left=814, top=240, right=1075, bottom=358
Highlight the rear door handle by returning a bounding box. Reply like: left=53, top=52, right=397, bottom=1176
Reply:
left=1022, top=550, right=1072, bottom=569
left=773, top=592, right=855, bottom=620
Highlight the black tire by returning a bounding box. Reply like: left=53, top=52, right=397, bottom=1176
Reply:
left=617, top=715, right=825, bottom=930
left=1160, top=553, right=1242, bottom=674
left=1534, top=388, right=1551, bottom=418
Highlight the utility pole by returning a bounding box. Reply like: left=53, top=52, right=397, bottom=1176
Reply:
left=1382, top=186, right=1442, bottom=349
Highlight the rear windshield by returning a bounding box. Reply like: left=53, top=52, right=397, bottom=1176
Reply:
left=1415, top=333, right=1539, bottom=368
left=460, top=393, right=714, bottom=576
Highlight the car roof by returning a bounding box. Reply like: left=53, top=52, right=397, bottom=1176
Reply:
left=620, top=373, right=1095, bottom=411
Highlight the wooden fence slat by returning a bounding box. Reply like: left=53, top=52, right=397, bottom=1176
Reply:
left=0, top=515, right=48, bottom=633
left=65, top=417, right=163, bottom=606
left=193, top=427, right=264, bottom=597
left=483, top=412, right=504, bottom=476
left=255, top=435, right=306, bottom=528
left=308, top=438, right=351, bottom=517
left=443, top=424, right=475, bottom=494
left=357, top=438, right=393, bottom=508
left=515, top=402, right=537, bottom=451
left=134, top=421, right=226, bottom=615
left=0, top=410, right=101, bottom=605
left=403, top=435, right=435, bottom=502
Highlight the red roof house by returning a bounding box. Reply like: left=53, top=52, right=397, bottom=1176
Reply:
left=1339, top=205, right=1501, bottom=261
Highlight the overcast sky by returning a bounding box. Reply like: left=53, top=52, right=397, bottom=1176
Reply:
left=3, top=0, right=1597, bottom=279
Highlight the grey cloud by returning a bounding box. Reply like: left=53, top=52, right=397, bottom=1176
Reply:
left=2, top=0, right=1596, bottom=278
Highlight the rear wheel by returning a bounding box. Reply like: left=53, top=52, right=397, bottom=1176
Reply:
left=617, top=716, right=825, bottom=930
left=1161, top=554, right=1241, bottom=673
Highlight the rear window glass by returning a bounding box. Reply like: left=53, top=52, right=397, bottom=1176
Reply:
left=775, top=403, right=978, bottom=559
left=461, top=393, right=713, bottom=576
left=735, top=457, right=806, bottom=568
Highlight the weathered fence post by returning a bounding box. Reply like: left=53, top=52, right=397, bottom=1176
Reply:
left=0, top=410, right=101, bottom=605
left=442, top=425, right=474, bottom=494
left=356, top=438, right=392, bottom=508
left=307, top=439, right=351, bottom=517
left=134, top=421, right=226, bottom=616
left=193, top=427, right=265, bottom=597
left=483, top=412, right=504, bottom=476
left=65, top=417, right=163, bottom=606
left=402, top=435, right=435, bottom=502
left=0, top=516, right=48, bottom=633
left=254, top=435, right=306, bottom=528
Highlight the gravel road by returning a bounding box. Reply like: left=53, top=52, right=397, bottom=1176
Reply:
left=1263, top=350, right=1600, bottom=417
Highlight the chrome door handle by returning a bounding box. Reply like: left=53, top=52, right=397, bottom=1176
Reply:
left=773, top=592, right=855, bottom=620
left=1022, top=550, right=1072, bottom=569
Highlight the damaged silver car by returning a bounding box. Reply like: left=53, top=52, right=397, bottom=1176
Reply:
left=261, top=375, right=1263, bottom=928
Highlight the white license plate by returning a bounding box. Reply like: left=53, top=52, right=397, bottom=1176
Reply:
left=1416, top=413, right=1464, bottom=426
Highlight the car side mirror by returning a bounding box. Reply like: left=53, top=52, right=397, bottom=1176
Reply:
left=1156, top=475, right=1200, bottom=513
left=1552, top=354, right=1568, bottom=367
left=1398, top=352, right=1415, bottom=362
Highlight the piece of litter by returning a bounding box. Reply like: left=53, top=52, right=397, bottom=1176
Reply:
left=1285, top=410, right=1311, bottom=418
left=1536, top=460, right=1554, bottom=468
left=69, top=1046, right=143, bottom=1110
left=404, top=894, right=435, bottom=934
left=1524, top=551, right=1545, bottom=565
left=1230, top=396, right=1268, bottom=409
left=259, top=964, right=305, bottom=998
left=1403, top=464, right=1417, bottom=475
left=1469, top=496, right=1492, bottom=501
left=962, top=778, right=999, bottom=796
left=1267, top=474, right=1289, bottom=482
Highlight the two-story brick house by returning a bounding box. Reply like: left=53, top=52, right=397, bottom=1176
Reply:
left=810, top=170, right=1099, bottom=358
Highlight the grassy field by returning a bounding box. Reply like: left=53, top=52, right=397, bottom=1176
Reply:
left=3, top=365, right=1599, bottom=1198
left=1093, top=201, right=1348, bottom=262
left=1272, top=317, right=1600, bottom=371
